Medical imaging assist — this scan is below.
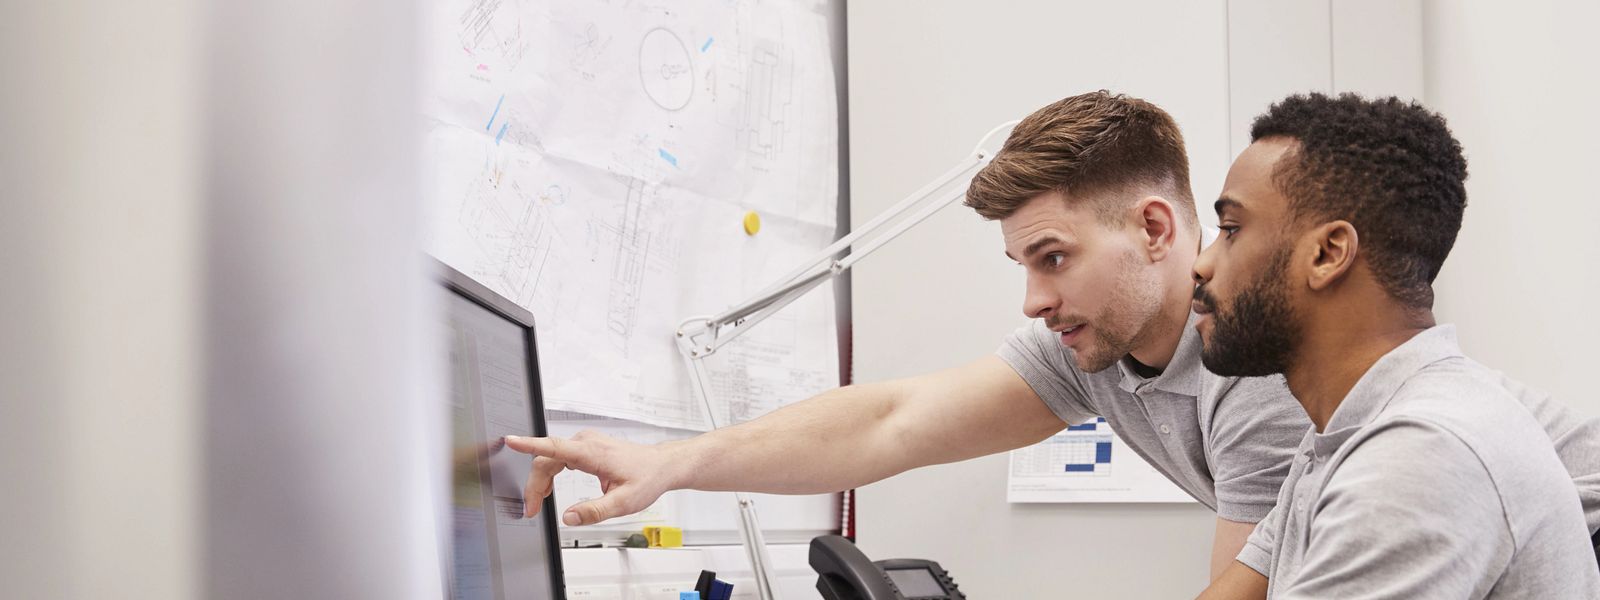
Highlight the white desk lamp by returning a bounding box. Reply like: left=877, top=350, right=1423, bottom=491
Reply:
left=673, top=120, right=1019, bottom=600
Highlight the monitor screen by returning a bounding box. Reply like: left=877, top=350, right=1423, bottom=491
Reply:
left=444, top=269, right=564, bottom=600
left=886, top=567, right=946, bottom=598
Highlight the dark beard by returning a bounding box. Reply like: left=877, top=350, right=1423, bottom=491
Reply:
left=1195, top=249, right=1298, bottom=377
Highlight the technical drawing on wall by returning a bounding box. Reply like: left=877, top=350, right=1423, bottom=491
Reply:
left=422, top=0, right=842, bottom=443
left=639, top=26, right=695, bottom=112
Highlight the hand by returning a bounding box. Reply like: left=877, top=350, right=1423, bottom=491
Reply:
left=503, top=431, right=685, bottom=526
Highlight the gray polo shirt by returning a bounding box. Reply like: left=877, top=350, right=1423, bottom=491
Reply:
left=997, top=312, right=1311, bottom=522
left=1236, top=326, right=1600, bottom=598
left=1489, top=368, right=1600, bottom=535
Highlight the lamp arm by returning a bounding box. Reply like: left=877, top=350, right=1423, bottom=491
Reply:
left=676, top=118, right=1017, bottom=356
left=669, top=119, right=1017, bottom=600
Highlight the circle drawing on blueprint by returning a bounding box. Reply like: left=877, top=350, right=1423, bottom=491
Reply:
left=638, top=27, right=694, bottom=111
left=539, top=184, right=569, bottom=206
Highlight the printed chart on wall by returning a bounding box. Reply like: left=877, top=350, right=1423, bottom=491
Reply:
left=421, top=0, right=840, bottom=431
left=1007, top=418, right=1195, bottom=503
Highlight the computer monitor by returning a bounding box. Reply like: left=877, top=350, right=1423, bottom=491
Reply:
left=440, top=262, right=566, bottom=600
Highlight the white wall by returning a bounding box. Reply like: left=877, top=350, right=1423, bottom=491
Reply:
left=1424, top=0, right=1600, bottom=419
left=1226, top=0, right=1424, bottom=156
left=847, top=1, right=1421, bottom=597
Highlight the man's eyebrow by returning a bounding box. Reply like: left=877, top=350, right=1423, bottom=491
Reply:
left=1005, top=235, right=1072, bottom=262
left=1214, top=197, right=1244, bottom=216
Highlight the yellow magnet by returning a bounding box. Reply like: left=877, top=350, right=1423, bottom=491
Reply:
left=643, top=525, right=684, bottom=548
left=743, top=211, right=762, bottom=236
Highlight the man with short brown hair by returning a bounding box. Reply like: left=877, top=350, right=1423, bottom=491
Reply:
left=967, top=91, right=1196, bottom=224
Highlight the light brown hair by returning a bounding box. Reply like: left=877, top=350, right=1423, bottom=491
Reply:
left=965, top=90, right=1196, bottom=226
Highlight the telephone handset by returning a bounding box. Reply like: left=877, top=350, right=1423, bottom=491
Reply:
left=809, top=535, right=966, bottom=600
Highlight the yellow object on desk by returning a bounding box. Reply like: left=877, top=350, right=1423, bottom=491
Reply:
left=743, top=211, right=761, bottom=235
left=643, top=525, right=684, bottom=548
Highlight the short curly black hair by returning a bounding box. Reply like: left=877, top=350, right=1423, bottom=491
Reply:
left=1251, top=93, right=1469, bottom=309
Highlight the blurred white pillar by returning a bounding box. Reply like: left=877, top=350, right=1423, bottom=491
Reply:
left=0, top=2, right=203, bottom=599
left=2, top=1, right=442, bottom=598
left=203, top=0, right=444, bottom=599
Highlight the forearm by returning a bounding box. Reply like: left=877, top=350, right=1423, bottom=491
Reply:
left=663, top=356, right=1056, bottom=495
left=1210, top=518, right=1256, bottom=580
left=666, top=381, right=910, bottom=495
left=1196, top=561, right=1268, bottom=600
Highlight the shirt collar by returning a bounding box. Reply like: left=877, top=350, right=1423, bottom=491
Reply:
left=1311, top=324, right=1465, bottom=457
left=1115, top=311, right=1205, bottom=397
left=1111, top=227, right=1216, bottom=397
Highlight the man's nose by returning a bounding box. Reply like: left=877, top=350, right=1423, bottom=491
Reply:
left=1193, top=244, right=1215, bottom=286
left=1022, top=279, right=1060, bottom=319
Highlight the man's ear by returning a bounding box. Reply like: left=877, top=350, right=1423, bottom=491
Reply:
left=1306, top=220, right=1358, bottom=291
left=1134, top=195, right=1179, bottom=262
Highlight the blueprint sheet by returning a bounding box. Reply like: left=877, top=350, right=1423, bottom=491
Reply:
left=423, top=0, right=842, bottom=430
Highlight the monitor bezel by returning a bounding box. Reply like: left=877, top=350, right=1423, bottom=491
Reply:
left=438, top=259, right=568, bottom=600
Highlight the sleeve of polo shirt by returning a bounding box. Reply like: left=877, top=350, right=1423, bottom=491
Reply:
left=1208, top=375, right=1307, bottom=522
left=995, top=319, right=1099, bottom=425
left=1235, top=502, right=1280, bottom=576
left=1494, top=369, right=1600, bottom=535
left=1277, top=419, right=1513, bottom=599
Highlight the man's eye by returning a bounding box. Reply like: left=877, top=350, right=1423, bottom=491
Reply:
left=1045, top=253, right=1066, bottom=268
left=1220, top=225, right=1240, bottom=239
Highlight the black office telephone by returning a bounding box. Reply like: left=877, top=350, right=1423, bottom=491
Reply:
left=810, top=535, right=966, bottom=600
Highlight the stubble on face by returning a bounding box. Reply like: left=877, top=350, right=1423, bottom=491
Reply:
left=1058, top=249, right=1163, bottom=373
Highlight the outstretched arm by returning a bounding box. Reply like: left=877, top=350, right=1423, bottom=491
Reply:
left=504, top=355, right=1063, bottom=525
